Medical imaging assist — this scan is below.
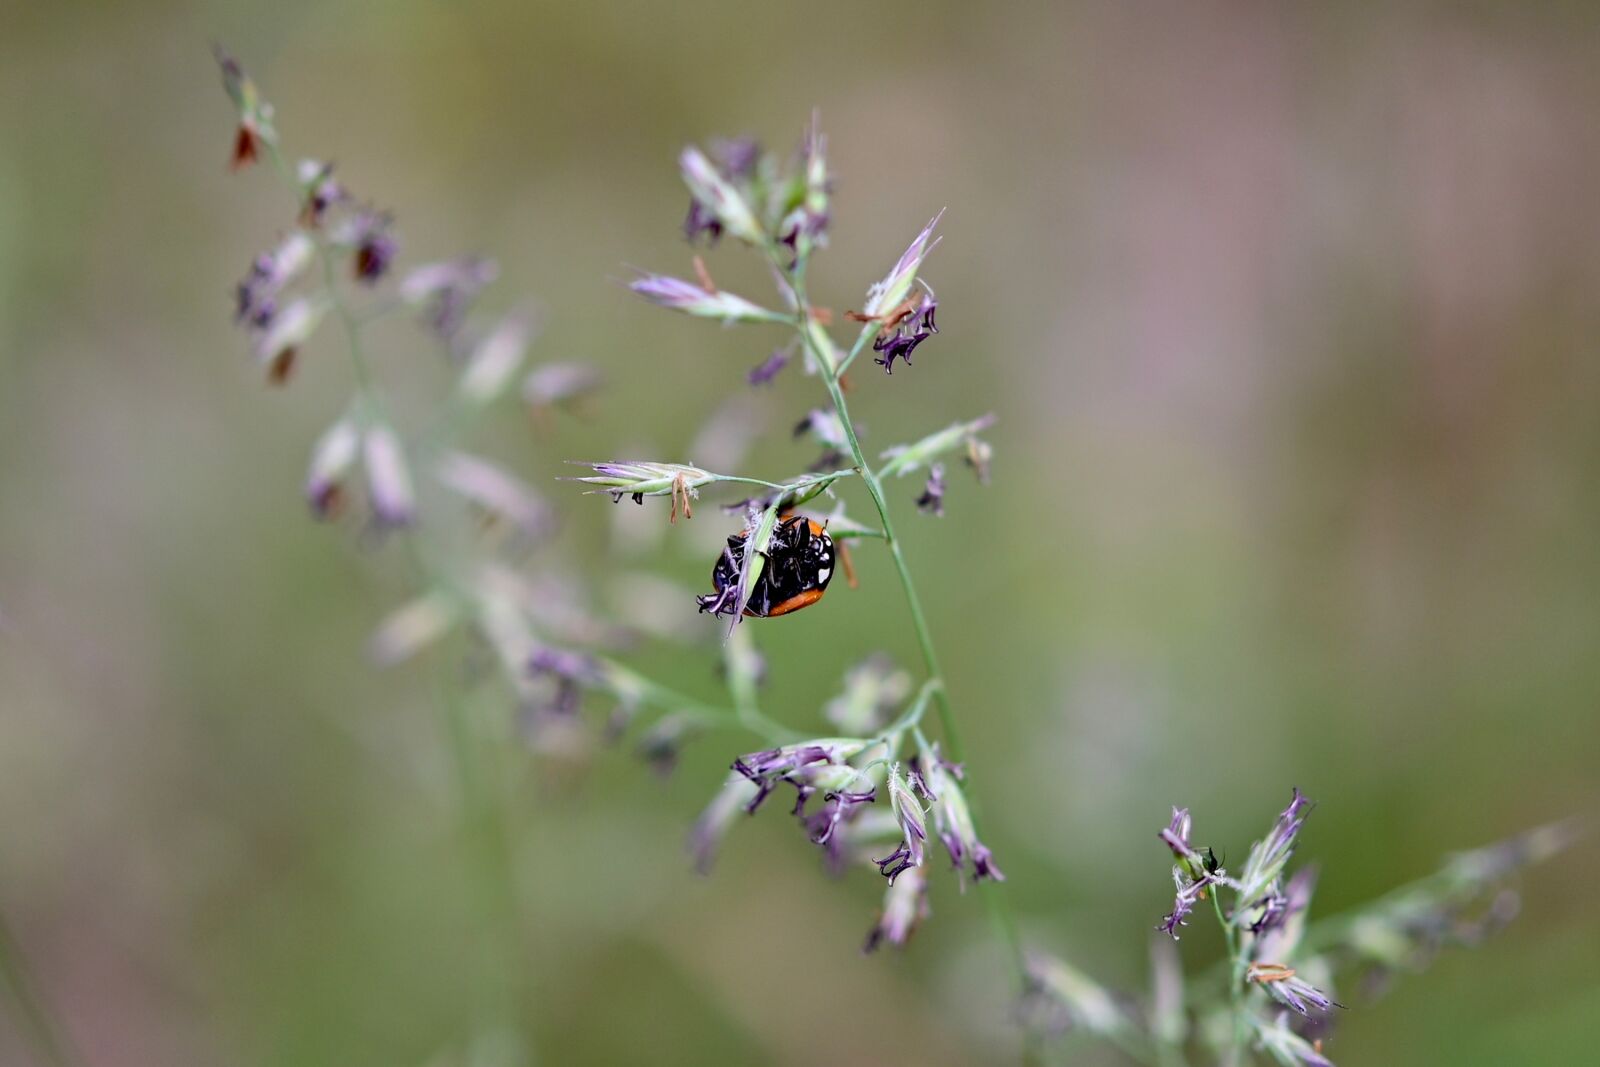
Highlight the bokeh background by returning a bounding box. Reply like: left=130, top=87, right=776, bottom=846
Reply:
left=2, top=1, right=1598, bottom=1064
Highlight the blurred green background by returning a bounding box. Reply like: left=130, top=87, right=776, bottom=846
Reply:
left=2, top=1, right=1597, bottom=1064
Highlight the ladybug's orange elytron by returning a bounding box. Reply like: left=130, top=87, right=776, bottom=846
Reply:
left=696, top=515, right=834, bottom=618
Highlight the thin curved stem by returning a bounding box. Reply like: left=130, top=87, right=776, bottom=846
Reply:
left=770, top=249, right=1028, bottom=988
left=1211, top=891, right=1247, bottom=1067
left=715, top=470, right=855, bottom=494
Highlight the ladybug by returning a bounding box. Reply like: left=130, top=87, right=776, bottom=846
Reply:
left=697, top=515, right=835, bottom=618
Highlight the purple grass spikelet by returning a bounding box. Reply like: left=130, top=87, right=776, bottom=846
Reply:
left=679, top=144, right=765, bottom=246
left=629, top=273, right=789, bottom=325
left=305, top=413, right=361, bottom=518
left=747, top=347, right=791, bottom=386
left=399, top=257, right=500, bottom=337
left=348, top=212, right=398, bottom=284
left=861, top=213, right=943, bottom=320
left=1235, top=789, right=1314, bottom=926
left=689, top=772, right=761, bottom=874
left=1247, top=963, right=1343, bottom=1017
left=875, top=765, right=927, bottom=884
left=362, top=423, right=416, bottom=527
left=296, top=159, right=345, bottom=227
left=916, top=744, right=1004, bottom=890
left=863, top=864, right=928, bottom=954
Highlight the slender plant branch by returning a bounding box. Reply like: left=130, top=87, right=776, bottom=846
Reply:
left=765, top=246, right=1029, bottom=988
left=1211, top=890, right=1247, bottom=1066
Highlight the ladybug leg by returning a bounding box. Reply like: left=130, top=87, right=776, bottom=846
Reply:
left=697, top=544, right=744, bottom=616
left=697, top=581, right=738, bottom=616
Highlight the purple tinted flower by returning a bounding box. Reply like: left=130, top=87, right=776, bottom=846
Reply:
left=803, top=787, right=877, bottom=848
left=1248, top=964, right=1342, bottom=1017
left=681, top=137, right=760, bottom=244
left=1158, top=870, right=1216, bottom=939
left=778, top=209, right=830, bottom=266
left=872, top=294, right=939, bottom=375
left=1250, top=890, right=1292, bottom=934
left=629, top=273, right=785, bottom=324
left=1156, top=804, right=1226, bottom=937
left=863, top=864, right=928, bottom=954
left=234, top=233, right=313, bottom=332
left=1159, top=806, right=1214, bottom=884
left=524, top=362, right=603, bottom=411
left=683, top=199, right=723, bottom=245
left=240, top=293, right=275, bottom=331
left=362, top=424, right=415, bottom=527
left=214, top=43, right=247, bottom=110
left=399, top=257, right=499, bottom=337
left=459, top=313, right=535, bottom=407
left=1236, top=788, right=1314, bottom=911
left=915, top=748, right=1002, bottom=890
left=436, top=451, right=552, bottom=537
left=774, top=122, right=831, bottom=267
left=250, top=296, right=325, bottom=385
left=875, top=840, right=918, bottom=883
left=731, top=744, right=836, bottom=814
left=527, top=647, right=602, bottom=719
left=528, top=646, right=603, bottom=685
left=689, top=772, right=761, bottom=873
left=733, top=744, right=832, bottom=780
left=971, top=842, right=1005, bottom=882
left=706, top=741, right=877, bottom=871
left=351, top=214, right=398, bottom=284
left=297, top=160, right=345, bottom=227
left=679, top=145, right=764, bottom=245
left=861, top=213, right=942, bottom=319
left=711, top=136, right=761, bottom=180
left=234, top=255, right=274, bottom=325
left=633, top=714, right=696, bottom=778
left=875, top=768, right=927, bottom=884
left=1255, top=866, right=1319, bottom=962
left=872, top=329, right=928, bottom=374
left=915, top=463, right=945, bottom=516
left=305, top=414, right=360, bottom=519
left=1160, top=807, right=1196, bottom=859
left=792, top=409, right=848, bottom=458
left=747, top=348, right=791, bottom=386
left=632, top=274, right=701, bottom=306
left=784, top=764, right=879, bottom=873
